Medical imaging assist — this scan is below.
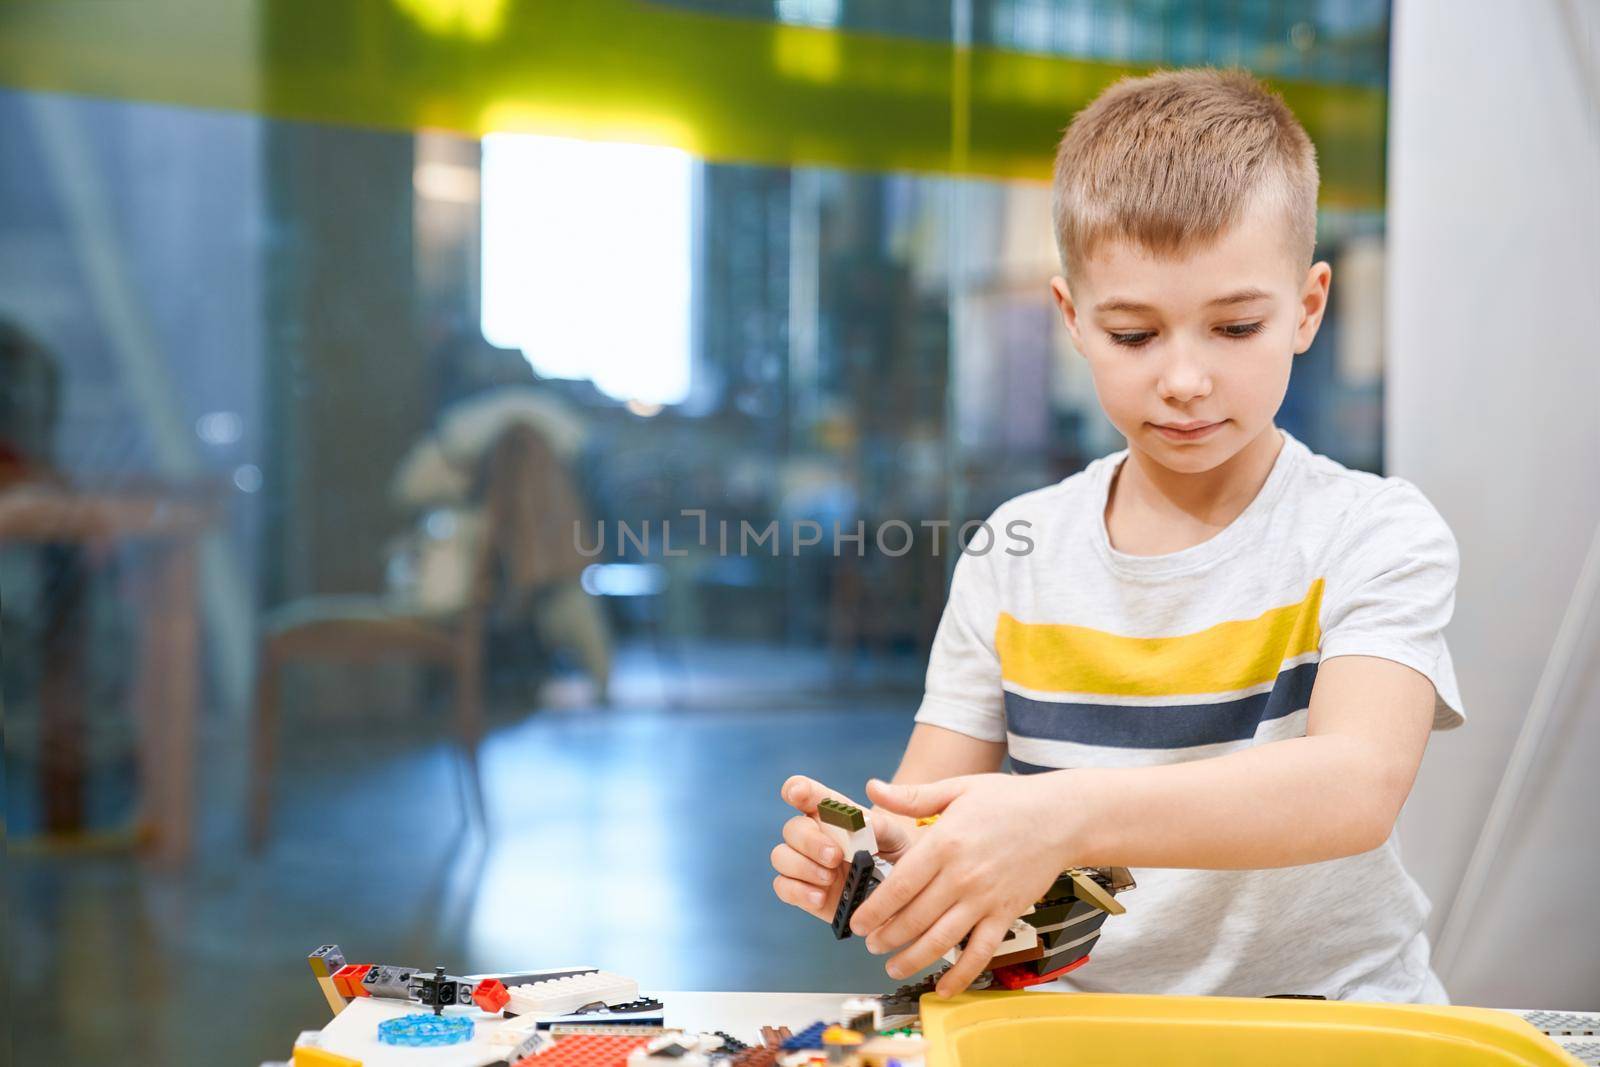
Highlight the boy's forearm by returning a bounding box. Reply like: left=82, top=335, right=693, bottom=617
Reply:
left=893, top=722, right=1007, bottom=784
left=1042, top=735, right=1403, bottom=870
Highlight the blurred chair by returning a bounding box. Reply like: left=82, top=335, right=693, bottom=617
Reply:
left=249, top=422, right=594, bottom=848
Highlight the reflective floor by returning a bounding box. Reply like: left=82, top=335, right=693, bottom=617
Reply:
left=8, top=643, right=918, bottom=1065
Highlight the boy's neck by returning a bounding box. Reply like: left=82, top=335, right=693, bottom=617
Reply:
left=1105, top=425, right=1285, bottom=554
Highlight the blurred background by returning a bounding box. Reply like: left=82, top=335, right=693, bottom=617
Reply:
left=0, top=1, right=1595, bottom=1063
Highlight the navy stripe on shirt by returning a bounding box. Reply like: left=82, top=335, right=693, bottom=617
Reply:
left=1003, top=659, right=1318, bottom=751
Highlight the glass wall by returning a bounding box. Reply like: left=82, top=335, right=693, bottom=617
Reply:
left=1, top=3, right=1390, bottom=1063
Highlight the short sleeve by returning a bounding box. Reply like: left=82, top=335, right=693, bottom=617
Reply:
left=1318, top=480, right=1465, bottom=729
left=914, top=532, right=1007, bottom=743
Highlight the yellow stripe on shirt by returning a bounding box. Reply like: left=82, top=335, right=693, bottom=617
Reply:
left=995, top=578, right=1324, bottom=698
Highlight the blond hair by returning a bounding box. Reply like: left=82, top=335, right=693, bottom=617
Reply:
left=1051, top=67, right=1319, bottom=281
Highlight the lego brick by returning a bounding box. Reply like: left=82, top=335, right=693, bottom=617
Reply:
left=990, top=951, right=1092, bottom=989
left=330, top=964, right=373, bottom=999
left=779, top=1021, right=830, bottom=1051
left=407, top=966, right=471, bottom=1014
left=1067, top=868, right=1125, bottom=914
left=988, top=943, right=1045, bottom=969
left=1009, top=932, right=1100, bottom=977
left=540, top=1001, right=665, bottom=1029
left=491, top=1012, right=547, bottom=1045
left=817, top=798, right=866, bottom=831
left=758, top=1026, right=792, bottom=1049
left=993, top=915, right=1038, bottom=955
left=1037, top=911, right=1108, bottom=951
left=376, top=1014, right=475, bottom=1047
left=1102, top=866, right=1136, bottom=892
left=485, top=967, right=602, bottom=988
left=830, top=849, right=881, bottom=940
left=307, top=945, right=349, bottom=1017
left=839, top=996, right=882, bottom=1035
left=515, top=1032, right=654, bottom=1065
left=307, top=945, right=347, bottom=979
left=710, top=1031, right=748, bottom=1052
left=474, top=978, right=511, bottom=1013
left=1027, top=897, right=1100, bottom=930
left=505, top=970, right=640, bottom=1016
left=291, top=1049, right=362, bottom=1067
left=548, top=1025, right=673, bottom=1038
left=858, top=1034, right=928, bottom=1066
left=361, top=964, right=418, bottom=1000
left=816, top=798, right=877, bottom=856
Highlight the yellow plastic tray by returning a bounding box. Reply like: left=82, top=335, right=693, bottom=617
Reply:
left=919, top=991, right=1581, bottom=1066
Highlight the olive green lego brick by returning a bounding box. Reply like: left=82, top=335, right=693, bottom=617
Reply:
left=817, top=798, right=866, bottom=832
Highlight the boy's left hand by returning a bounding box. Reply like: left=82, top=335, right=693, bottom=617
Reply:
left=850, top=773, right=1078, bottom=997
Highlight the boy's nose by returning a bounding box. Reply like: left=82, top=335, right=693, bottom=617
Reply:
left=1157, top=351, right=1214, bottom=403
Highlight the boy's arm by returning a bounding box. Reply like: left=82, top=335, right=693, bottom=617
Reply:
left=1043, top=653, right=1435, bottom=867
left=851, top=654, right=1437, bottom=992
left=893, top=722, right=1007, bottom=783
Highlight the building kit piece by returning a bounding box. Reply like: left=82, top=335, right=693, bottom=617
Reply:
left=505, top=970, right=640, bottom=1016
left=486, top=967, right=603, bottom=989
left=375, top=1014, right=475, bottom=1047
left=332, top=964, right=375, bottom=1000
left=990, top=952, right=1093, bottom=990
left=838, top=998, right=882, bottom=1035
left=547, top=1025, right=673, bottom=1039
left=815, top=797, right=878, bottom=857
left=778, top=1021, right=830, bottom=1051
left=290, top=1046, right=363, bottom=1067
left=473, top=978, right=511, bottom=1014
left=831, top=859, right=1135, bottom=985
left=829, top=850, right=882, bottom=940
left=363, top=964, right=420, bottom=1000
left=307, top=945, right=350, bottom=1017
left=408, top=965, right=476, bottom=1015
left=626, top=1031, right=731, bottom=1064
left=489, top=1013, right=547, bottom=1047
left=513, top=1032, right=655, bottom=1066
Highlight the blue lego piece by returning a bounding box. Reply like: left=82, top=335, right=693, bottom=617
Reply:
left=376, top=1013, right=475, bottom=1047
left=780, top=1021, right=832, bottom=1050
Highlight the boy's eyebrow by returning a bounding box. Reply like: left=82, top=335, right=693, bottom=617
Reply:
left=1093, top=287, right=1275, bottom=314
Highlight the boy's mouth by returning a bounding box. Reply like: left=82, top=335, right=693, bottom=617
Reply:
left=1150, top=419, right=1225, bottom=442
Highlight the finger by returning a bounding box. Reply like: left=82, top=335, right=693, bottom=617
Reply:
left=771, top=875, right=832, bottom=918
left=770, top=843, right=838, bottom=887
left=781, top=775, right=859, bottom=815
left=782, top=814, right=842, bottom=868
left=864, top=869, right=960, bottom=957
left=934, top=915, right=1012, bottom=997
left=866, top=777, right=966, bottom=820
left=883, top=901, right=976, bottom=982
left=849, top=835, right=940, bottom=935
left=868, top=808, right=917, bottom=861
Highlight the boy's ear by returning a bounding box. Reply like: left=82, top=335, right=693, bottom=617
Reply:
left=1049, top=275, right=1086, bottom=352
left=1293, top=260, right=1333, bottom=355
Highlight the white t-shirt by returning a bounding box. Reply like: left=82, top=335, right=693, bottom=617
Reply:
left=914, top=429, right=1464, bottom=1002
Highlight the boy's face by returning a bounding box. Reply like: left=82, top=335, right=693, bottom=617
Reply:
left=1050, top=194, right=1332, bottom=476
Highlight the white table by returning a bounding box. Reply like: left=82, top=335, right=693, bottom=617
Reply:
left=294, top=990, right=865, bottom=1065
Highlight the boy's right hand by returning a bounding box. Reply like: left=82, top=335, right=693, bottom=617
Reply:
left=770, top=775, right=917, bottom=922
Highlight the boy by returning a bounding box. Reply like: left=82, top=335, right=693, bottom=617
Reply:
left=769, top=68, right=1463, bottom=1003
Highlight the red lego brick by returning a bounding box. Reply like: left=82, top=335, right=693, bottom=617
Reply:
left=331, top=964, right=373, bottom=999
left=473, top=978, right=510, bottom=1014
left=991, top=953, right=1091, bottom=990
left=513, top=1033, right=654, bottom=1066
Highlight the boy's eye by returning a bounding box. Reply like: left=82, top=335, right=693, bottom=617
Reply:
left=1106, top=331, right=1155, bottom=347
left=1219, top=322, right=1265, bottom=338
